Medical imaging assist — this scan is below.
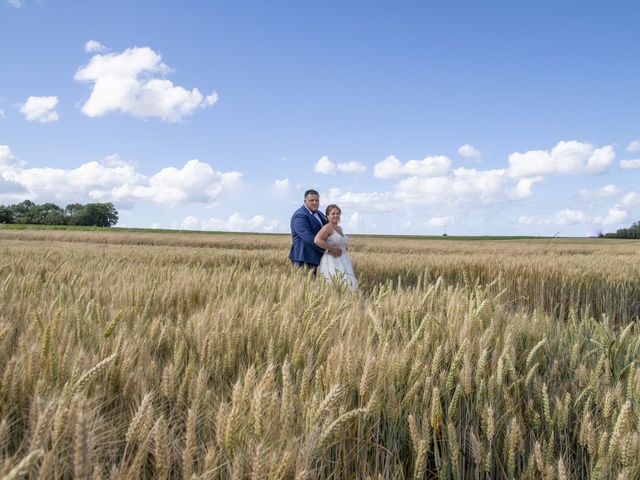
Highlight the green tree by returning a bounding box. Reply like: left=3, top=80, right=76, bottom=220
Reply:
left=64, top=203, right=84, bottom=219
left=31, top=203, right=66, bottom=225
left=9, top=200, right=36, bottom=224
left=70, top=203, right=119, bottom=227
left=606, top=219, right=640, bottom=239
left=0, top=205, right=14, bottom=223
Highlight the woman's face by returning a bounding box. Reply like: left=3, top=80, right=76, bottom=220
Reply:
left=328, top=208, right=341, bottom=224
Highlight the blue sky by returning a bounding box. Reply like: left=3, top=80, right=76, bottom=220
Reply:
left=1, top=0, right=639, bottom=236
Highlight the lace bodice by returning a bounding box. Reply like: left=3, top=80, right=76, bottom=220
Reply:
left=326, top=230, right=349, bottom=249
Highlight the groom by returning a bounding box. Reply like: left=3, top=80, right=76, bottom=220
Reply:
left=289, top=189, right=341, bottom=272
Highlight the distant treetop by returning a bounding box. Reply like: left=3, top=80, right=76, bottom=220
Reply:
left=601, top=219, right=640, bottom=239
left=0, top=201, right=118, bottom=227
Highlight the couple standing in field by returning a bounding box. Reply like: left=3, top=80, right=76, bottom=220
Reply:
left=288, top=189, right=357, bottom=292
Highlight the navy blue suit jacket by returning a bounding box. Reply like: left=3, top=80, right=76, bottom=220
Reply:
left=289, top=205, right=327, bottom=265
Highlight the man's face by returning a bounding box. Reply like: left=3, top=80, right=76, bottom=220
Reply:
left=304, top=194, right=320, bottom=212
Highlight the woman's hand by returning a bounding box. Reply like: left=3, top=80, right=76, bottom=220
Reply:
left=315, top=225, right=342, bottom=257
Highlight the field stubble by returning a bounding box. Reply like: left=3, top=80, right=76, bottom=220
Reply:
left=0, top=229, right=639, bottom=479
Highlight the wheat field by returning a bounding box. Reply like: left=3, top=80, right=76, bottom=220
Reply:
left=0, top=229, right=639, bottom=479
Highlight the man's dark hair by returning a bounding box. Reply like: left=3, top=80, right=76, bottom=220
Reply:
left=304, top=189, right=319, bottom=197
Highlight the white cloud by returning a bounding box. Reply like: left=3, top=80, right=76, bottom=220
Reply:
left=374, top=155, right=451, bottom=179
left=314, top=156, right=335, bottom=174
left=619, top=159, right=640, bottom=170
left=621, top=191, right=640, bottom=208
left=100, top=153, right=133, bottom=168
left=93, top=159, right=241, bottom=207
left=509, top=176, right=544, bottom=199
left=594, top=207, right=628, bottom=226
left=75, top=45, right=218, bottom=122
left=373, top=155, right=401, bottom=179
left=0, top=145, right=26, bottom=170
left=0, top=175, right=27, bottom=195
left=323, top=187, right=394, bottom=211
left=626, top=140, right=640, bottom=153
left=508, top=140, right=614, bottom=177
left=84, top=40, right=108, bottom=53
left=314, top=156, right=366, bottom=174
left=180, top=216, right=201, bottom=230
left=579, top=184, right=620, bottom=200
left=428, top=216, right=454, bottom=227
left=273, top=178, right=290, bottom=189
left=5, top=0, right=23, bottom=7
left=180, top=212, right=282, bottom=233
left=518, top=202, right=631, bottom=229
left=344, top=212, right=360, bottom=231
left=457, top=144, right=481, bottom=159
left=19, top=96, right=60, bottom=123
left=553, top=209, right=587, bottom=225
left=0, top=148, right=28, bottom=197
left=395, top=167, right=506, bottom=206
left=0, top=147, right=240, bottom=208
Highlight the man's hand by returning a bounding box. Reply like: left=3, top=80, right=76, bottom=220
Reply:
left=328, top=247, right=343, bottom=257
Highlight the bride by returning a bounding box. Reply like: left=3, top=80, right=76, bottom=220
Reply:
left=314, top=204, right=357, bottom=291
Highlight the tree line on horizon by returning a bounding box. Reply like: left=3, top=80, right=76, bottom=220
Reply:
left=0, top=200, right=119, bottom=227
left=600, top=219, right=640, bottom=239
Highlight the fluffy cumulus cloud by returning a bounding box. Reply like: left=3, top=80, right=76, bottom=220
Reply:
left=508, top=141, right=614, bottom=177
left=344, top=212, right=360, bottom=231
left=594, top=207, right=628, bottom=226
left=374, top=155, right=451, bottom=179
left=457, top=144, right=481, bottom=159
left=19, top=96, right=60, bottom=122
left=75, top=44, right=218, bottom=122
left=518, top=200, right=631, bottom=228
left=313, top=156, right=366, bottom=174
left=314, top=156, right=334, bottom=174
left=395, top=167, right=506, bottom=206
left=619, top=159, right=640, bottom=170
left=180, top=213, right=282, bottom=233
left=553, top=209, right=587, bottom=225
left=90, top=159, right=241, bottom=207
left=331, top=162, right=524, bottom=214
left=509, top=176, right=544, bottom=199
left=273, top=178, right=290, bottom=189
left=0, top=175, right=27, bottom=196
left=84, top=40, right=108, bottom=53
left=0, top=147, right=240, bottom=208
left=323, top=187, right=394, bottom=211
left=579, top=184, right=620, bottom=200
left=626, top=140, right=640, bottom=153
left=621, top=191, right=640, bottom=208
left=0, top=145, right=26, bottom=170
left=0, top=147, right=28, bottom=197
left=313, top=139, right=631, bottom=229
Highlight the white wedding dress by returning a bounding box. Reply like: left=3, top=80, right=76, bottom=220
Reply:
left=318, top=230, right=357, bottom=291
